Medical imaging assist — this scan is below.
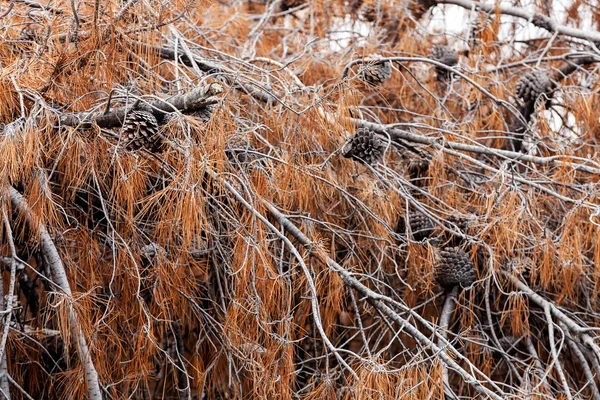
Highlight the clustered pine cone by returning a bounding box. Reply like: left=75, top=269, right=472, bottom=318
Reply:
left=341, top=128, right=386, bottom=165
left=357, top=54, right=392, bottom=86
left=121, top=110, right=163, bottom=152
left=515, top=70, right=553, bottom=107
left=430, top=45, right=458, bottom=81
left=435, top=247, right=477, bottom=289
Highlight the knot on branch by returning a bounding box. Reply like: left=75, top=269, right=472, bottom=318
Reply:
left=341, top=128, right=386, bottom=165
left=532, top=14, right=556, bottom=32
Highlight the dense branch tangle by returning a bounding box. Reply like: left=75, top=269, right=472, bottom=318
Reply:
left=1, top=0, right=600, bottom=399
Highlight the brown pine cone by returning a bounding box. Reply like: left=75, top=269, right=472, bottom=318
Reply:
left=430, top=45, right=458, bottom=81
left=359, top=2, right=386, bottom=22
left=407, top=157, right=430, bottom=180
left=357, top=54, right=392, bottom=86
left=341, top=128, right=386, bottom=165
left=446, top=214, right=475, bottom=234
left=279, top=0, right=305, bottom=11
left=504, top=257, right=532, bottom=281
left=121, top=110, right=163, bottom=152
left=225, top=134, right=254, bottom=166
left=515, top=70, right=553, bottom=107
left=408, top=212, right=435, bottom=241
left=396, top=212, right=435, bottom=241
left=192, top=104, right=215, bottom=123
left=436, top=247, right=477, bottom=289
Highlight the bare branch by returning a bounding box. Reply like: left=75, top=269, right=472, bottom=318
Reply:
left=5, top=187, right=103, bottom=400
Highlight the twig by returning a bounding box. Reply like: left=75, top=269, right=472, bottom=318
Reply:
left=3, top=373, right=33, bottom=400
left=544, top=305, right=572, bottom=399
left=0, top=263, right=9, bottom=400
left=0, top=212, right=17, bottom=400
left=438, top=286, right=459, bottom=400
left=501, top=271, right=600, bottom=373
left=5, top=187, right=103, bottom=400
left=525, top=335, right=551, bottom=394
left=559, top=321, right=600, bottom=400
left=355, top=119, right=600, bottom=175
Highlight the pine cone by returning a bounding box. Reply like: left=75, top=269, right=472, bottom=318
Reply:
left=430, top=45, right=458, bottom=81
left=515, top=70, right=552, bottom=107
left=226, top=134, right=254, bottom=166
left=359, top=3, right=385, bottom=22
left=504, top=257, right=532, bottom=281
left=192, top=104, right=215, bottom=123
left=407, top=212, right=435, bottom=241
left=348, top=0, right=364, bottom=15
left=357, top=55, right=392, bottom=86
left=341, top=128, right=386, bottom=165
left=279, top=0, right=305, bottom=11
left=407, top=157, right=430, bottom=181
left=436, top=247, right=477, bottom=289
left=446, top=214, right=475, bottom=234
left=121, top=110, right=163, bottom=152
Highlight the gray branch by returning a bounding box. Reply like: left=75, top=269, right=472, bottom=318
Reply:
left=436, top=0, right=600, bottom=43
left=59, top=83, right=223, bottom=129
left=5, top=187, right=103, bottom=400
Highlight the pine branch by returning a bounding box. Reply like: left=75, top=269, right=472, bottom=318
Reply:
left=5, top=187, right=103, bottom=400
left=58, top=83, right=223, bottom=129
left=438, top=286, right=459, bottom=400
left=435, top=0, right=600, bottom=43
left=215, top=172, right=506, bottom=399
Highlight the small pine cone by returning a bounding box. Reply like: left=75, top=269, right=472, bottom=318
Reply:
left=20, top=26, right=41, bottom=42
left=348, top=0, right=364, bottom=15
left=407, top=212, right=435, bottom=241
left=493, top=336, right=522, bottom=357
left=446, top=214, right=475, bottom=234
left=430, top=45, right=458, bottom=81
left=359, top=3, right=382, bottom=22
left=504, top=257, right=532, bottom=281
left=515, top=70, right=552, bottom=107
left=226, top=134, right=254, bottom=166
left=431, top=45, right=458, bottom=66
left=341, top=128, right=386, bottom=165
left=357, top=54, right=392, bottom=86
left=279, top=0, right=304, bottom=11
left=407, top=157, right=430, bottom=180
left=192, top=104, right=215, bottom=123
left=122, top=110, right=163, bottom=152
left=436, top=247, right=477, bottom=289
